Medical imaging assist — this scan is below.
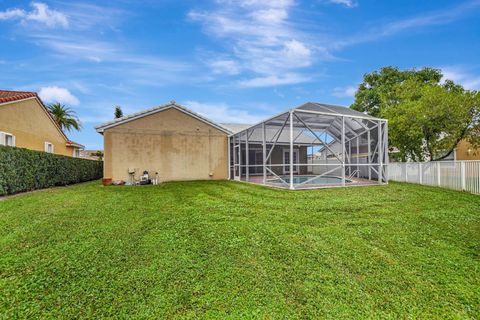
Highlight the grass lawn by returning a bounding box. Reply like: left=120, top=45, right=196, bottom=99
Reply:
left=0, top=181, right=479, bottom=319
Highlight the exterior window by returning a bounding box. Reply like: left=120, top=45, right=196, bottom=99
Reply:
left=0, top=132, right=15, bottom=146
left=73, top=148, right=80, bottom=157
left=45, top=142, right=54, bottom=153
left=5, top=134, right=14, bottom=146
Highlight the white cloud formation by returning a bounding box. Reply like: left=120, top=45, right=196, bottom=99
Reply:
left=283, top=40, right=311, bottom=62
left=332, top=86, right=357, bottom=97
left=185, top=100, right=266, bottom=124
left=209, top=59, right=241, bottom=75
left=328, top=0, right=358, bottom=8
left=189, top=0, right=319, bottom=87
left=238, top=73, right=310, bottom=88
left=30, top=34, right=190, bottom=77
left=59, top=2, right=124, bottom=31
left=0, top=8, right=25, bottom=20
left=251, top=8, right=288, bottom=24
left=39, top=86, right=80, bottom=105
left=334, top=1, right=480, bottom=49
left=441, top=66, right=480, bottom=90
left=0, top=2, right=68, bottom=28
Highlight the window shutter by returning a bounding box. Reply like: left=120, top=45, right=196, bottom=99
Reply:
left=51, top=144, right=54, bottom=153
left=44, top=142, right=48, bottom=152
left=11, top=135, right=16, bottom=147
left=0, top=132, right=5, bottom=146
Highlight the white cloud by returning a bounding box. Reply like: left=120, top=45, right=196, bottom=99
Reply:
left=441, top=66, right=480, bottom=90
left=26, top=3, right=69, bottom=28
left=250, top=8, right=288, bottom=24
left=332, top=86, right=357, bottom=97
left=39, top=86, right=80, bottom=105
left=0, top=2, right=68, bottom=28
left=184, top=100, right=265, bottom=124
left=0, top=8, right=25, bottom=20
left=189, top=0, right=319, bottom=86
left=30, top=34, right=189, bottom=75
left=334, top=1, right=480, bottom=49
left=32, top=34, right=117, bottom=62
left=328, top=0, right=358, bottom=8
left=59, top=3, right=124, bottom=31
left=210, top=59, right=241, bottom=75
left=238, top=73, right=310, bottom=88
left=283, top=40, right=311, bottom=62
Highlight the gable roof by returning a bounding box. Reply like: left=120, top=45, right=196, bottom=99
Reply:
left=0, top=89, right=83, bottom=148
left=95, top=101, right=233, bottom=134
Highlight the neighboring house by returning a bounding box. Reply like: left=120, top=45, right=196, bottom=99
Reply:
left=455, top=139, right=480, bottom=160
left=388, top=139, right=479, bottom=162
left=96, top=101, right=231, bottom=183
left=80, top=150, right=103, bottom=161
left=0, top=90, right=84, bottom=156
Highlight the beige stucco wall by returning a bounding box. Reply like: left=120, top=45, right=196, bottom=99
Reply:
left=103, top=107, right=229, bottom=182
left=0, top=98, right=74, bottom=156
left=456, top=139, right=480, bottom=160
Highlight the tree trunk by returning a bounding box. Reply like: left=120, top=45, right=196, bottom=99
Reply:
left=432, top=126, right=469, bottom=161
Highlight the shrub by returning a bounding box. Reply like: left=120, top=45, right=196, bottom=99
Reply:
left=0, top=145, right=103, bottom=196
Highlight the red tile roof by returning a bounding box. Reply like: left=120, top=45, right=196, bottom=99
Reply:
left=66, top=140, right=85, bottom=148
left=0, top=90, right=37, bottom=104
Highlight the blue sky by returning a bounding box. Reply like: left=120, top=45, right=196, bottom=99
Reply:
left=1, top=0, right=480, bottom=149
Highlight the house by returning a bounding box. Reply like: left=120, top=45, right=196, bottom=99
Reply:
left=455, top=139, right=480, bottom=160
left=79, top=150, right=103, bottom=161
left=0, top=90, right=84, bottom=157
left=96, top=101, right=388, bottom=189
left=388, top=139, right=479, bottom=162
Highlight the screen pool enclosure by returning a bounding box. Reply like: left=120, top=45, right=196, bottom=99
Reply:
left=228, top=102, right=388, bottom=190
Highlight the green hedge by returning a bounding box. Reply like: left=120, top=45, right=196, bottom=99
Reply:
left=0, top=145, right=103, bottom=196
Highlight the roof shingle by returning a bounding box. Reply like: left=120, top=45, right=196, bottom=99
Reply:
left=0, top=90, right=37, bottom=104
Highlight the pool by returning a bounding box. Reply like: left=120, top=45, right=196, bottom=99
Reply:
left=268, top=175, right=352, bottom=185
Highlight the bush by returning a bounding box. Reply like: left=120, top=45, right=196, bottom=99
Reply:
left=0, top=145, right=103, bottom=196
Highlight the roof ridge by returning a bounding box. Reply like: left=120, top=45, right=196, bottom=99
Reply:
left=0, top=89, right=36, bottom=94
left=95, top=101, right=232, bottom=134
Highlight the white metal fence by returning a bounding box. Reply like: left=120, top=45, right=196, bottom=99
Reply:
left=388, top=161, right=480, bottom=195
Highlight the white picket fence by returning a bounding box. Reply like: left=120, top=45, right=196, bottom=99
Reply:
left=388, top=161, right=480, bottom=195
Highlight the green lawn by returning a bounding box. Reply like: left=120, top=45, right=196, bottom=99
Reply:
left=0, top=181, right=479, bottom=319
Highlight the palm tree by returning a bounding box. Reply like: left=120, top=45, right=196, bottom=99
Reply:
left=114, top=106, right=123, bottom=119
left=91, top=150, right=104, bottom=161
left=47, top=103, right=81, bottom=132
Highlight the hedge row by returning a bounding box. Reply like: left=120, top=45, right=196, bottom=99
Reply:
left=0, top=145, right=103, bottom=196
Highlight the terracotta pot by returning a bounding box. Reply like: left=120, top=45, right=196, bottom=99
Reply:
left=102, top=178, right=112, bottom=186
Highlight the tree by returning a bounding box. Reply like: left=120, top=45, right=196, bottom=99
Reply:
left=47, top=103, right=81, bottom=132
left=114, top=106, right=123, bottom=119
left=91, top=150, right=104, bottom=161
left=351, top=67, right=443, bottom=118
left=351, top=67, right=480, bottom=161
